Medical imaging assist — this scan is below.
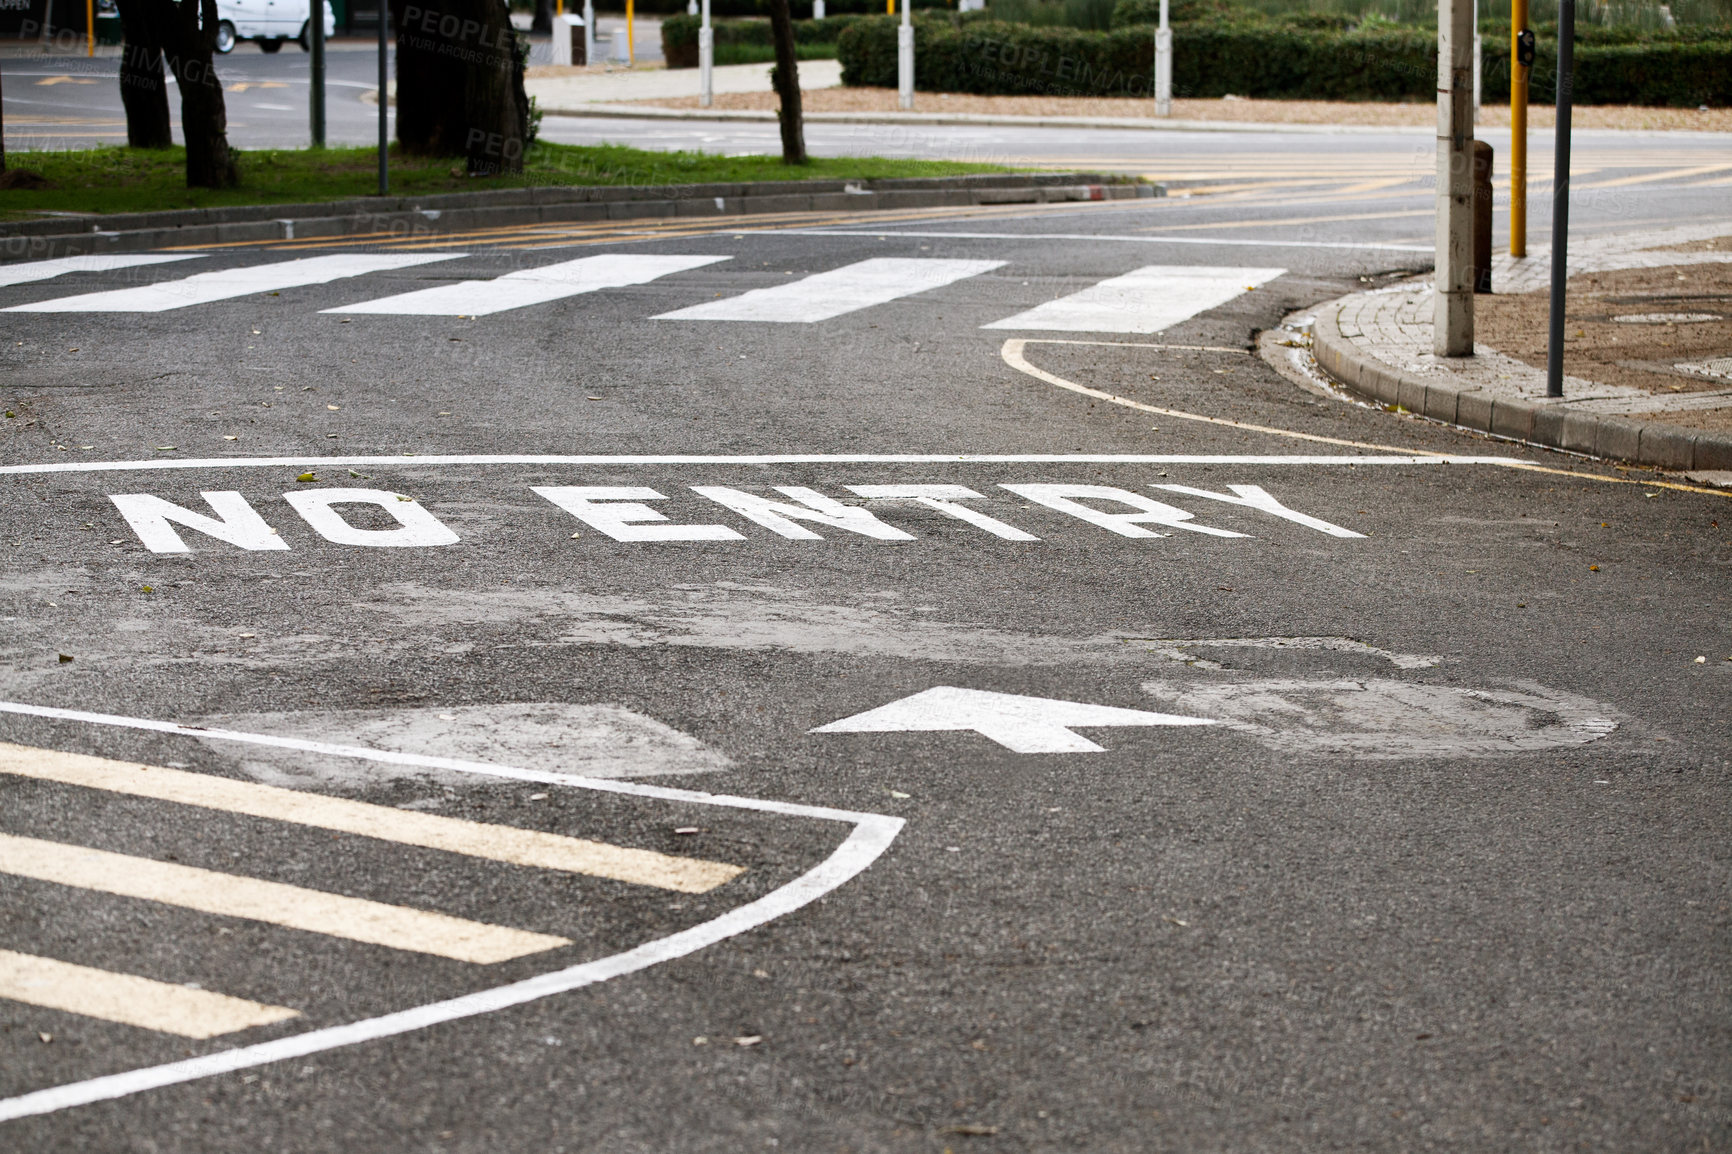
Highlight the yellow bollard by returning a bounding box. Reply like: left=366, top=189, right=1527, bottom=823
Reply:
left=627, top=0, right=635, bottom=64
left=86, top=0, right=94, bottom=56
left=1510, top=0, right=1530, bottom=257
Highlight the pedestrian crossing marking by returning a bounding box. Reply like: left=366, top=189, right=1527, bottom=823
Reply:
left=0, top=949, right=299, bottom=1039
left=0, top=832, right=573, bottom=964
left=653, top=257, right=1005, bottom=323
left=2, top=253, right=462, bottom=314
left=0, top=254, right=204, bottom=290
left=0, top=742, right=744, bottom=894
left=982, top=264, right=1286, bottom=333
left=323, top=253, right=732, bottom=317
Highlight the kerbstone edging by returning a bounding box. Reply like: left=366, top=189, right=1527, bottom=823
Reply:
left=0, top=173, right=1156, bottom=264
left=1310, top=298, right=1732, bottom=472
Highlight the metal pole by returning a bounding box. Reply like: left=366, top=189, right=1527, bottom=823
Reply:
left=583, top=0, right=594, bottom=65
left=897, top=0, right=912, bottom=110
left=377, top=0, right=388, bottom=196
left=1510, top=0, right=1529, bottom=257
left=698, top=0, right=712, bottom=107
left=1545, top=0, right=1575, bottom=398
left=85, top=0, right=93, bottom=55
left=1434, top=0, right=1475, bottom=356
left=310, top=0, right=327, bottom=147
left=1154, top=0, right=1170, bottom=118
left=626, top=0, right=634, bottom=65
left=1471, top=0, right=1480, bottom=121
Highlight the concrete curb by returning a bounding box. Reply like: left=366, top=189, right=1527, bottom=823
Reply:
left=542, top=102, right=1437, bottom=135
left=1310, top=297, right=1732, bottom=471
left=0, top=172, right=1156, bottom=264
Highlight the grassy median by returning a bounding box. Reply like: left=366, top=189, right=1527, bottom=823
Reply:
left=0, top=142, right=1013, bottom=220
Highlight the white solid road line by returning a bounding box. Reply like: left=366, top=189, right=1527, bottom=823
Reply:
left=0, top=254, right=205, bottom=289
left=0, top=949, right=299, bottom=1039
left=0, top=833, right=573, bottom=964
left=983, top=265, right=1287, bottom=333
left=0, top=742, right=743, bottom=894
left=0, top=700, right=904, bottom=1124
left=3, top=254, right=462, bottom=313
left=324, top=253, right=732, bottom=316
left=653, top=257, right=1005, bottom=322
left=788, top=229, right=1434, bottom=253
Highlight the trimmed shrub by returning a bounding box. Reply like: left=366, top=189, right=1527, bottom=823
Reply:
left=664, top=13, right=871, bottom=66
left=837, top=12, right=1732, bottom=104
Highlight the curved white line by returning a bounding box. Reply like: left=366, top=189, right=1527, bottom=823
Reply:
left=0, top=700, right=903, bottom=1123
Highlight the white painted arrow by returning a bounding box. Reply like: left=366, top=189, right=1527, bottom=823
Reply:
left=811, top=686, right=1215, bottom=754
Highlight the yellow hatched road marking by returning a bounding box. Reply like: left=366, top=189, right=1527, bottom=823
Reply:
left=0, top=949, right=299, bottom=1038
left=0, top=832, right=572, bottom=964
left=0, top=742, right=743, bottom=894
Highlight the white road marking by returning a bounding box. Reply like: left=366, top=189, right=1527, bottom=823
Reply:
left=813, top=686, right=1214, bottom=754
left=1149, top=483, right=1365, bottom=537
left=0, top=742, right=744, bottom=893
left=323, top=253, right=731, bottom=316
left=110, top=491, right=289, bottom=553
left=0, top=700, right=902, bottom=1123
left=0, top=254, right=204, bottom=289
left=691, top=485, right=916, bottom=540
left=0, top=833, right=572, bottom=964
left=983, top=265, right=1286, bottom=333
left=653, top=258, right=1004, bottom=322
left=534, top=486, right=744, bottom=541
left=0, top=949, right=299, bottom=1039
left=3, top=254, right=461, bottom=313
left=846, top=484, right=1041, bottom=541
left=0, top=453, right=1528, bottom=478
left=1001, top=484, right=1247, bottom=538
left=788, top=229, right=1433, bottom=253
left=282, top=487, right=460, bottom=547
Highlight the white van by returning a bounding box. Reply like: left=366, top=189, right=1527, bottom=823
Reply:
left=213, top=0, right=336, bottom=53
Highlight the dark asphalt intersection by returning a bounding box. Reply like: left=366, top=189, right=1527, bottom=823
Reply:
left=0, top=202, right=1728, bottom=1152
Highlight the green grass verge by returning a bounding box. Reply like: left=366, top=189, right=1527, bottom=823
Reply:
left=0, top=141, right=1012, bottom=220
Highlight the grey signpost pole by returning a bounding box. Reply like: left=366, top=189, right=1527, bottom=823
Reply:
left=310, top=0, right=326, bottom=146
left=1545, top=0, right=1575, bottom=398
left=377, top=0, right=389, bottom=196
left=1434, top=0, right=1475, bottom=356
left=1154, top=0, right=1170, bottom=118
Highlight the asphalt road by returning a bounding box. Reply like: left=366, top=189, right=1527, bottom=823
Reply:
left=0, top=190, right=1728, bottom=1152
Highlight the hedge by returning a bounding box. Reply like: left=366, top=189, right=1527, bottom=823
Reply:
left=664, top=13, right=873, bottom=66
left=836, top=13, right=1732, bottom=105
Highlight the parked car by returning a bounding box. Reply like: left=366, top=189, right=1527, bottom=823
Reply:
left=213, top=0, right=336, bottom=54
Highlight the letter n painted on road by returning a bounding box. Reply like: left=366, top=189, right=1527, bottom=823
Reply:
left=110, top=492, right=290, bottom=554
left=690, top=486, right=915, bottom=541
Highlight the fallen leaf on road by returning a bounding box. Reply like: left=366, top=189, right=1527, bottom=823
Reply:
left=57, top=654, right=72, bottom=663
left=734, top=1035, right=762, bottom=1047
left=296, top=472, right=317, bottom=483
left=942, top=1124, right=999, bottom=1136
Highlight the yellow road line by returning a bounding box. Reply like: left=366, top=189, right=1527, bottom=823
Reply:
left=1574, top=162, right=1732, bottom=190
left=0, top=742, right=742, bottom=894
left=0, top=949, right=298, bottom=1039
left=1137, top=207, right=1434, bottom=233
left=0, top=832, right=572, bottom=964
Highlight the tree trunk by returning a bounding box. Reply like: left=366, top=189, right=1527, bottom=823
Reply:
left=391, top=0, right=528, bottom=175
left=116, top=0, right=174, bottom=149
left=765, top=0, right=805, bottom=165
left=156, top=0, right=239, bottom=187
left=531, top=0, right=552, bottom=35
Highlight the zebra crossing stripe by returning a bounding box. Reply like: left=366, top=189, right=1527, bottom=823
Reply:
left=0, top=742, right=743, bottom=894
left=982, top=265, right=1287, bottom=333
left=653, top=257, right=1005, bottom=323
left=3, top=253, right=463, bottom=313
left=0, top=254, right=205, bottom=290
left=0, top=832, right=573, bottom=964
left=0, top=949, right=299, bottom=1039
left=324, top=253, right=732, bottom=316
